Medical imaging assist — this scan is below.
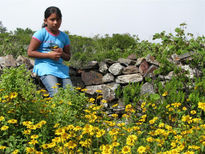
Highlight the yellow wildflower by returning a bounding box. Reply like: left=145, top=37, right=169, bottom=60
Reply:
left=158, top=122, right=165, bottom=128
left=79, top=139, right=92, bottom=148
left=10, top=92, right=18, bottom=99
left=81, top=88, right=88, bottom=92
left=55, top=128, right=66, bottom=135
left=22, top=121, right=33, bottom=126
left=109, top=128, right=120, bottom=136
left=66, top=124, right=75, bottom=130
left=82, top=124, right=94, bottom=135
left=137, top=146, right=146, bottom=154
left=73, top=126, right=82, bottom=131
left=42, top=144, right=49, bottom=149
left=28, top=139, right=38, bottom=145
left=0, top=116, right=5, bottom=121
left=39, top=120, right=47, bottom=125
left=43, top=93, right=49, bottom=97
left=171, top=102, right=181, bottom=108
left=1, top=125, right=9, bottom=131
left=75, top=87, right=81, bottom=90
left=154, top=129, right=165, bottom=136
left=111, top=114, right=118, bottom=118
left=121, top=146, right=131, bottom=154
left=149, top=117, right=158, bottom=125
left=112, top=104, right=118, bottom=108
left=188, top=145, right=200, bottom=150
left=47, top=142, right=56, bottom=148
left=26, top=147, right=35, bottom=153
left=125, top=104, right=135, bottom=113
left=190, top=110, right=196, bottom=115
left=31, top=134, right=39, bottom=139
left=117, top=123, right=125, bottom=127
left=182, top=115, right=192, bottom=123
left=141, top=102, right=146, bottom=108
left=192, top=118, right=201, bottom=123
left=52, top=137, right=61, bottom=143
left=100, top=144, right=113, bottom=154
left=97, top=95, right=103, bottom=99
left=64, top=141, right=77, bottom=149
left=8, top=119, right=17, bottom=124
left=112, top=142, right=120, bottom=147
left=89, top=98, right=95, bottom=103
left=96, top=129, right=105, bottom=138
left=101, top=99, right=107, bottom=103
left=23, top=129, right=31, bottom=135
left=198, top=102, right=205, bottom=111
left=0, top=146, right=6, bottom=150
left=27, top=125, right=37, bottom=130
left=183, top=151, right=195, bottom=154
left=12, top=149, right=19, bottom=154
left=162, top=91, right=168, bottom=96
left=96, top=90, right=102, bottom=93
left=54, top=123, right=60, bottom=128
left=146, top=137, right=153, bottom=142
left=126, top=135, right=137, bottom=146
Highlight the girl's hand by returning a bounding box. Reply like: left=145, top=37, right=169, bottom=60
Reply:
left=53, top=48, right=63, bottom=55
left=48, top=50, right=62, bottom=61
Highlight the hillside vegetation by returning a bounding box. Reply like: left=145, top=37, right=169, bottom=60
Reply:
left=0, top=23, right=205, bottom=153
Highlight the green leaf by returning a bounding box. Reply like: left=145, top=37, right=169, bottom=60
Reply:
left=150, top=94, right=160, bottom=101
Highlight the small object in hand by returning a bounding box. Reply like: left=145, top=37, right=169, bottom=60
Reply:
left=53, top=45, right=59, bottom=49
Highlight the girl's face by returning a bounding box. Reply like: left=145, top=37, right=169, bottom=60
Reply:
left=44, top=13, right=62, bottom=33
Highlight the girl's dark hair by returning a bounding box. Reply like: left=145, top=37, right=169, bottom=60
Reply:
left=42, top=6, right=62, bottom=28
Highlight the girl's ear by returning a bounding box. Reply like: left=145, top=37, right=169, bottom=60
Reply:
left=44, top=19, right=47, bottom=24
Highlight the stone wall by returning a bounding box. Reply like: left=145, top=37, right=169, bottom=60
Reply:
left=0, top=52, right=201, bottom=108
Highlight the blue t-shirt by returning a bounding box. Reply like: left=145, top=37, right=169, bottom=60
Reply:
left=32, top=27, right=70, bottom=78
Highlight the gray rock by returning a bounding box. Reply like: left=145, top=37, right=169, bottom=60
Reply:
left=81, top=70, right=103, bottom=85
left=99, top=61, right=108, bottom=74
left=85, top=83, right=120, bottom=102
left=108, top=63, right=124, bottom=76
left=102, top=73, right=115, bottom=83
left=122, top=65, right=139, bottom=75
left=139, top=59, right=149, bottom=75
left=135, top=57, right=145, bottom=66
left=104, top=59, right=116, bottom=65
left=171, top=52, right=194, bottom=64
left=140, top=82, right=155, bottom=95
left=81, top=61, right=98, bottom=69
left=16, top=55, right=33, bottom=69
left=69, top=67, right=78, bottom=76
left=116, top=73, right=143, bottom=84
left=70, top=76, right=84, bottom=88
left=0, top=55, right=16, bottom=68
left=143, top=65, right=158, bottom=78
left=145, top=54, right=160, bottom=66
left=117, top=58, right=132, bottom=66
left=179, top=64, right=195, bottom=79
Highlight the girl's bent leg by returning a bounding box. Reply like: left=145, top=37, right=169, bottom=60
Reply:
left=62, top=78, right=73, bottom=89
left=40, top=75, right=59, bottom=97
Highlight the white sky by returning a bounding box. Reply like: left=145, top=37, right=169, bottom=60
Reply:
left=0, top=0, right=204, bottom=41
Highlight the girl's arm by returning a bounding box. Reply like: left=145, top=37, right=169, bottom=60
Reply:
left=27, top=38, right=62, bottom=61
left=62, top=45, right=71, bottom=61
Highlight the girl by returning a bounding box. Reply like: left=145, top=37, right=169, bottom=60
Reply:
left=27, top=6, right=73, bottom=97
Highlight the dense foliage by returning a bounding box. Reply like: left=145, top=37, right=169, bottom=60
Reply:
left=0, top=23, right=205, bottom=153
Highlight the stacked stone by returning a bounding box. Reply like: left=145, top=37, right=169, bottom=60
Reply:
left=0, top=52, right=201, bottom=107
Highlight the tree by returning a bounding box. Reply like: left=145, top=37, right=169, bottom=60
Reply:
left=14, top=27, right=34, bottom=35
left=0, top=21, right=7, bottom=33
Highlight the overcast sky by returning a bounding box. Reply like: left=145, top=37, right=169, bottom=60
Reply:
left=0, top=0, right=204, bottom=41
